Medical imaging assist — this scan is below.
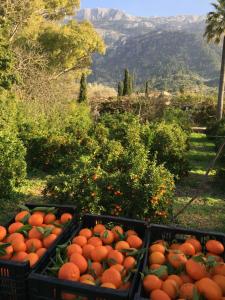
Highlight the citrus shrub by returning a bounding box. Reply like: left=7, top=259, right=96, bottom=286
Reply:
left=45, top=113, right=175, bottom=221
left=149, top=122, right=189, bottom=177
left=0, top=131, right=26, bottom=198
left=18, top=102, right=92, bottom=172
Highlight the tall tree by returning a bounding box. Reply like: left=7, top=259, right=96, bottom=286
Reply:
left=205, top=0, right=225, bottom=120
left=78, top=73, right=87, bottom=102
left=145, top=81, right=149, bottom=97
left=128, top=74, right=133, bottom=95
left=123, top=69, right=131, bottom=96
left=118, top=81, right=123, bottom=97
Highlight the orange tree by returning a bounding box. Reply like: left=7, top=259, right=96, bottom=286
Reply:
left=45, top=113, right=175, bottom=221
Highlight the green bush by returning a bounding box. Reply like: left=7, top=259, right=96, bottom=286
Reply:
left=150, top=122, right=189, bottom=177
left=163, top=107, right=192, bottom=133
left=45, top=113, right=175, bottom=221
left=0, top=131, right=26, bottom=198
left=18, top=103, right=92, bottom=172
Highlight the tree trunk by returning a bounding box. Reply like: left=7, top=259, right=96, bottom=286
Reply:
left=217, top=36, right=225, bottom=120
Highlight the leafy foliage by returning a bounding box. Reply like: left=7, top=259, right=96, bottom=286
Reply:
left=78, top=73, right=87, bottom=102
left=45, top=113, right=175, bottom=221
left=149, top=122, right=190, bottom=177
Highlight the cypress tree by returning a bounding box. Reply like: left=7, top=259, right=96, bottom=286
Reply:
left=123, top=69, right=130, bottom=96
left=145, top=81, right=149, bottom=97
left=78, top=73, right=87, bottom=102
left=128, top=75, right=133, bottom=95
left=118, top=81, right=123, bottom=97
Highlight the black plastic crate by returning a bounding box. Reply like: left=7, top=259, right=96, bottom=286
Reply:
left=28, top=214, right=148, bottom=300
left=0, top=203, right=77, bottom=300
left=136, top=224, right=225, bottom=300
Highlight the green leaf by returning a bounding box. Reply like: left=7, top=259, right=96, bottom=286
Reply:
left=16, top=224, right=32, bottom=234
left=18, top=205, right=30, bottom=212
left=193, top=287, right=200, bottom=300
left=36, top=227, right=45, bottom=234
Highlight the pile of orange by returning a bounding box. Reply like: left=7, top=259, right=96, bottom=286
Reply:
left=142, top=236, right=225, bottom=300
left=0, top=208, right=73, bottom=267
left=56, top=223, right=143, bottom=299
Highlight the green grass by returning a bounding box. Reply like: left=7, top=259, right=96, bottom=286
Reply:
left=174, top=132, right=225, bottom=232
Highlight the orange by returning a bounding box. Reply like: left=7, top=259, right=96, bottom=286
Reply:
left=167, top=251, right=187, bottom=269
left=61, top=293, right=76, bottom=300
left=28, top=227, right=43, bottom=240
left=206, top=240, right=224, bottom=255
left=186, top=238, right=202, bottom=253
left=43, top=234, right=57, bottom=248
left=93, top=224, right=106, bottom=235
left=0, top=226, right=7, bottom=242
left=70, top=253, right=88, bottom=274
left=82, top=244, right=95, bottom=259
left=73, top=235, right=88, bottom=247
left=79, top=228, right=92, bottom=239
left=149, top=251, right=166, bottom=265
left=101, top=283, right=116, bottom=289
left=15, top=211, right=30, bottom=222
left=26, top=253, right=39, bottom=267
left=26, top=239, right=42, bottom=252
left=44, top=213, right=56, bottom=224
left=179, top=243, right=195, bottom=256
left=90, top=246, right=108, bottom=262
left=101, top=267, right=122, bottom=288
left=143, top=274, right=162, bottom=292
left=213, top=263, right=225, bottom=276
left=90, top=262, right=103, bottom=277
left=58, top=262, right=80, bottom=281
left=80, top=274, right=95, bottom=283
left=81, top=279, right=95, bottom=285
left=186, top=258, right=207, bottom=280
left=115, top=241, right=130, bottom=251
left=151, top=289, right=171, bottom=300
left=105, top=245, right=113, bottom=253
left=28, top=214, right=43, bottom=226
left=52, top=227, right=63, bottom=236
left=87, top=237, right=102, bottom=247
left=11, top=251, right=28, bottom=262
left=179, top=273, right=193, bottom=284
left=8, top=222, right=24, bottom=234
left=149, top=243, right=165, bottom=254
left=168, top=275, right=183, bottom=287
left=36, top=248, right=47, bottom=258
left=0, top=243, right=13, bottom=260
left=60, top=213, right=73, bottom=224
left=108, top=250, right=124, bottom=265
left=123, top=256, right=136, bottom=270
left=126, top=235, right=143, bottom=249
left=67, top=244, right=83, bottom=257
left=196, top=277, right=222, bottom=300
left=112, top=226, right=124, bottom=241
left=12, top=240, right=27, bottom=252
left=100, top=230, right=114, bottom=245
left=179, top=283, right=195, bottom=299
left=126, top=230, right=137, bottom=237
left=33, top=211, right=45, bottom=218
left=213, top=274, right=225, bottom=295
left=111, top=264, right=126, bottom=276
left=7, top=232, right=24, bottom=243
left=162, top=279, right=178, bottom=299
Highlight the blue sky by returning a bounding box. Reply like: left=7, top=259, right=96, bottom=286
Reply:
left=81, top=0, right=213, bottom=17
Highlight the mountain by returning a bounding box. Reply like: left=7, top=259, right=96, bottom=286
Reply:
left=75, top=8, right=221, bottom=91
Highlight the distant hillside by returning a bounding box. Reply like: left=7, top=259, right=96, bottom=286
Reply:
left=75, top=8, right=221, bottom=91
